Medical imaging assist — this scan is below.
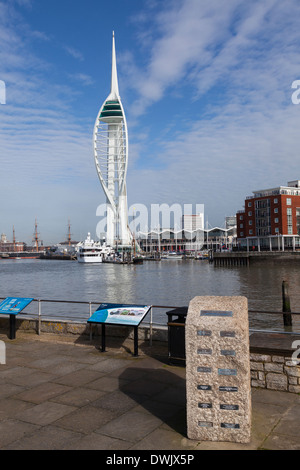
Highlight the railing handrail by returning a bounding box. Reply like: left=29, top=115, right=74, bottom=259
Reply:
left=1, top=296, right=300, bottom=315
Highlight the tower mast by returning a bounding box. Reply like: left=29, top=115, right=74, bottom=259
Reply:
left=13, top=226, right=16, bottom=252
left=33, top=218, right=39, bottom=252
left=67, top=220, right=72, bottom=246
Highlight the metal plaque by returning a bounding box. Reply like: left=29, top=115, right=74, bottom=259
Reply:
left=218, top=368, right=237, bottom=376
left=219, top=386, right=238, bottom=392
left=198, top=421, right=213, bottom=428
left=200, top=310, right=233, bottom=317
left=197, top=330, right=212, bottom=336
left=221, top=349, right=236, bottom=356
left=221, top=423, right=240, bottom=429
left=220, top=404, right=239, bottom=410
left=197, top=348, right=212, bottom=355
left=197, top=385, right=212, bottom=391
left=220, top=331, right=236, bottom=337
left=197, top=366, right=212, bottom=373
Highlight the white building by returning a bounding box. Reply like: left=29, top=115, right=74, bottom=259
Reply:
left=182, top=214, right=204, bottom=232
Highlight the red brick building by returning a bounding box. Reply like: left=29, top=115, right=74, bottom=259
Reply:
left=236, top=180, right=300, bottom=251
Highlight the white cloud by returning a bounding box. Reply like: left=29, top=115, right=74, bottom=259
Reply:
left=0, top=2, right=95, bottom=243
left=63, top=45, right=84, bottom=61
left=123, top=0, right=300, bottom=226
left=1, top=0, right=300, bottom=241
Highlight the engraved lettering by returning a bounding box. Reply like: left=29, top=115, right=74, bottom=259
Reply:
left=221, top=423, right=240, bottom=429
left=197, top=366, right=212, bottom=373
left=220, top=404, right=239, bottom=410
left=198, top=403, right=212, bottom=409
left=197, top=385, right=212, bottom=391
left=219, top=386, right=238, bottom=392
left=198, top=421, right=213, bottom=428
left=220, top=331, right=235, bottom=337
left=197, top=330, right=212, bottom=336
left=197, top=348, right=212, bottom=355
left=221, top=350, right=236, bottom=356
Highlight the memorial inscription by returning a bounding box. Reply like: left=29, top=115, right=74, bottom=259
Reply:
left=197, top=330, right=211, bottom=336
left=197, top=348, right=212, bottom=355
left=197, top=385, right=211, bottom=391
left=186, top=296, right=251, bottom=443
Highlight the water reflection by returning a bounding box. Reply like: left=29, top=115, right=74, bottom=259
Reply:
left=0, top=258, right=300, bottom=331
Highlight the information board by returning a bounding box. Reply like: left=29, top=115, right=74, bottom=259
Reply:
left=0, top=297, right=34, bottom=315
left=88, top=303, right=151, bottom=327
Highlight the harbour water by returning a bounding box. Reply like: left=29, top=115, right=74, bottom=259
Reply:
left=1, top=258, right=300, bottom=332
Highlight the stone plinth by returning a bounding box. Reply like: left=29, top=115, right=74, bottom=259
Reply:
left=186, top=296, right=251, bottom=443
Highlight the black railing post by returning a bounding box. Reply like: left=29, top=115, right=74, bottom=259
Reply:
left=282, top=280, right=293, bottom=327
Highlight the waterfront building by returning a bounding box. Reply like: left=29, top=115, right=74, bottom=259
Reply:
left=182, top=214, right=204, bottom=232
left=0, top=233, right=24, bottom=252
left=236, top=180, right=300, bottom=251
left=93, top=32, right=132, bottom=248
left=136, top=224, right=236, bottom=254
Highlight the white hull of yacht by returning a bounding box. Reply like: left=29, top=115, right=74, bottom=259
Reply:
left=77, top=254, right=103, bottom=263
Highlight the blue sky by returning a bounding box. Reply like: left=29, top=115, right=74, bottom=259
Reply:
left=1, top=0, right=300, bottom=244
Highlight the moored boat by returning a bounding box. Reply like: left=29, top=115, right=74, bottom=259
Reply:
left=76, top=233, right=114, bottom=263
left=161, top=251, right=183, bottom=260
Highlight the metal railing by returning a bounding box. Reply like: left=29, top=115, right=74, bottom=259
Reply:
left=1, top=297, right=300, bottom=337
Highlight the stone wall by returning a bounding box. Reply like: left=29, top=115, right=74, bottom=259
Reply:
left=250, top=353, right=300, bottom=393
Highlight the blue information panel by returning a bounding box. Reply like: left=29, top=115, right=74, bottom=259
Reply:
left=0, top=297, right=34, bottom=315
left=88, top=303, right=151, bottom=327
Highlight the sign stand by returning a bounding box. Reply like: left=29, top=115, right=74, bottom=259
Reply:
left=88, top=303, right=151, bottom=357
left=0, top=297, right=34, bottom=340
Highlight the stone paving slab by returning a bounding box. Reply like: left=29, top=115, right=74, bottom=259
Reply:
left=0, top=332, right=300, bottom=451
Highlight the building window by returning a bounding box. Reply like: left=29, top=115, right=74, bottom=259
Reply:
left=274, top=198, right=278, bottom=204
left=287, top=198, right=292, bottom=205
left=240, top=215, right=243, bottom=220
left=275, top=228, right=279, bottom=233
left=248, top=202, right=252, bottom=207
left=248, top=211, right=252, bottom=216
left=297, top=208, right=300, bottom=235
left=275, top=218, right=279, bottom=223
left=249, top=220, right=252, bottom=225
left=240, top=223, right=243, bottom=228
left=240, top=232, right=244, bottom=237
left=255, top=198, right=271, bottom=236
left=249, top=229, right=253, bottom=235
left=274, top=208, right=278, bottom=213
left=287, top=207, right=293, bottom=234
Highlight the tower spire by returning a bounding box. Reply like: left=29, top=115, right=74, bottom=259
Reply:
left=109, top=31, right=119, bottom=100
left=93, top=32, right=132, bottom=248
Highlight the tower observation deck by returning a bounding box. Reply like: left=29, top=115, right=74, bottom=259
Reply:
left=93, top=32, right=132, bottom=248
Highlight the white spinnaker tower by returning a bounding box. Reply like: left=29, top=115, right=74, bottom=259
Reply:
left=93, top=32, right=132, bottom=247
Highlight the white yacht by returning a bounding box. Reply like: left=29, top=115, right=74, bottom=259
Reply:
left=76, top=233, right=113, bottom=263
left=161, top=251, right=183, bottom=260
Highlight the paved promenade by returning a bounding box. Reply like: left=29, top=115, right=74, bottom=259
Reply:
left=0, top=332, right=299, bottom=450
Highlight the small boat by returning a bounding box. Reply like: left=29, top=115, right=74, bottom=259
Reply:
left=195, top=250, right=209, bottom=260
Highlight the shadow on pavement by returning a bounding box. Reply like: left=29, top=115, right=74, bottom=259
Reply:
left=119, top=367, right=187, bottom=435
